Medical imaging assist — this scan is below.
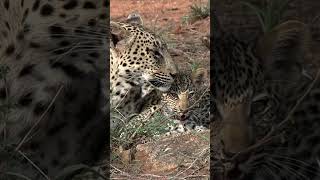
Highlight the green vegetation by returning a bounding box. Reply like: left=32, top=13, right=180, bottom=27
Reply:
left=182, top=1, right=210, bottom=24
left=111, top=110, right=175, bottom=150
left=241, top=0, right=290, bottom=33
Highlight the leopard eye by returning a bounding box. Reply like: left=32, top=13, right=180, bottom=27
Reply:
left=153, top=50, right=164, bottom=64
left=154, top=50, right=162, bottom=59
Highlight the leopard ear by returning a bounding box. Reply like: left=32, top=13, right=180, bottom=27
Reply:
left=256, top=20, right=312, bottom=69
left=126, top=12, right=143, bottom=26
left=110, top=21, right=130, bottom=45
left=256, top=20, right=313, bottom=82
left=192, top=67, right=208, bottom=86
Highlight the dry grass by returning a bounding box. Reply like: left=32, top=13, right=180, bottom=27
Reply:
left=110, top=132, right=210, bottom=179
left=0, top=83, right=107, bottom=179
left=182, top=0, right=210, bottom=25
left=110, top=20, right=210, bottom=180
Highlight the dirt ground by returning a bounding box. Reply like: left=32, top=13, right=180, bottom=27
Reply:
left=111, top=0, right=210, bottom=69
left=110, top=0, right=210, bottom=179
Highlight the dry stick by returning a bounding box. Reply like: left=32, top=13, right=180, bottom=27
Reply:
left=139, top=173, right=165, bottom=178
left=15, top=85, right=64, bottom=151
left=185, top=86, right=209, bottom=111
left=174, top=147, right=209, bottom=178
left=183, top=175, right=210, bottom=178
left=277, top=70, right=320, bottom=128
left=110, top=165, right=130, bottom=176
left=110, top=164, right=146, bottom=179
left=17, top=150, right=50, bottom=180
left=12, top=86, right=64, bottom=180
left=231, top=69, right=320, bottom=160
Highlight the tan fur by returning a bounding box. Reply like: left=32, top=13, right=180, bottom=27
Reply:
left=110, top=18, right=177, bottom=120
left=177, top=90, right=189, bottom=112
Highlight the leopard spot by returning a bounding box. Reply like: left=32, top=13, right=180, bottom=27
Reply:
left=63, top=0, right=78, bottom=10
left=40, top=4, right=54, bottom=16
left=83, top=1, right=96, bottom=9
left=19, top=64, right=35, bottom=77
left=32, top=0, right=40, bottom=11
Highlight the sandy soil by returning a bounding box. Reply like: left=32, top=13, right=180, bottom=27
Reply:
left=110, top=0, right=210, bottom=69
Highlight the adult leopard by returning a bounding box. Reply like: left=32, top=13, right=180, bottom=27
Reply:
left=110, top=15, right=177, bottom=129
left=0, top=0, right=108, bottom=179
left=212, top=10, right=320, bottom=180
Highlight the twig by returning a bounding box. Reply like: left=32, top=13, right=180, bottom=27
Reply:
left=139, top=173, right=165, bottom=178
left=17, top=150, right=50, bottom=180
left=174, top=147, right=209, bottom=178
left=185, top=86, right=209, bottom=111
left=110, top=165, right=130, bottom=176
left=182, top=174, right=209, bottom=178
left=15, top=85, right=64, bottom=151
left=277, top=69, right=320, bottom=128
left=231, top=68, right=320, bottom=160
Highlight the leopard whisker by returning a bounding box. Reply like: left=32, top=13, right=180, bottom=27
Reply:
left=269, top=157, right=309, bottom=180
left=262, top=164, right=278, bottom=179
left=31, top=33, right=106, bottom=40
left=24, top=24, right=108, bottom=37
left=270, top=154, right=320, bottom=175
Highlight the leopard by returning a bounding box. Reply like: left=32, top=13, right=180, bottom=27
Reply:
left=0, top=0, right=109, bottom=179
left=211, top=10, right=320, bottom=180
left=210, top=10, right=283, bottom=179
left=125, top=66, right=211, bottom=138
left=110, top=14, right=177, bottom=130
left=212, top=10, right=269, bottom=155
left=219, top=71, right=320, bottom=180
left=162, top=67, right=211, bottom=134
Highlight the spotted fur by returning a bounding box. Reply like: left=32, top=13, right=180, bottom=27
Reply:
left=213, top=11, right=268, bottom=155
left=110, top=16, right=177, bottom=129
left=0, top=0, right=108, bottom=179
left=212, top=11, right=320, bottom=180
left=129, top=68, right=210, bottom=136
left=161, top=68, right=211, bottom=134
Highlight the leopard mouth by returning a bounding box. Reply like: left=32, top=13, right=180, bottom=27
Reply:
left=176, top=112, right=189, bottom=121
